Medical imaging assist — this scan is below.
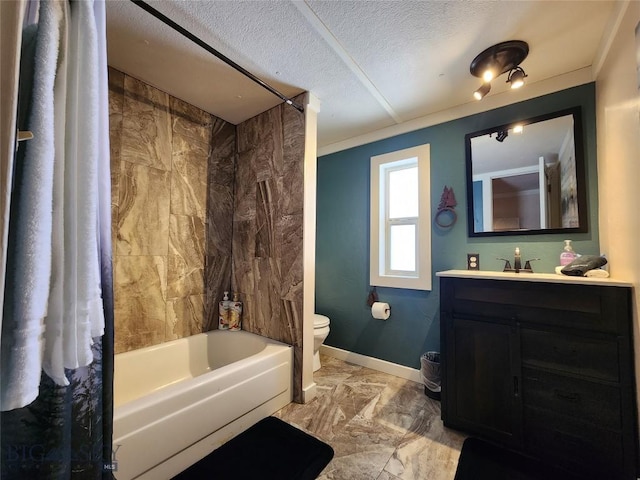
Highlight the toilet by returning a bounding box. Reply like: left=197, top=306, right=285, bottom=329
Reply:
left=313, top=314, right=331, bottom=372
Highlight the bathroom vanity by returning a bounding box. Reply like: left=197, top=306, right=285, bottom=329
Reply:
left=438, top=270, right=637, bottom=479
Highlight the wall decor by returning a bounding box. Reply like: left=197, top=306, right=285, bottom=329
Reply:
left=435, top=186, right=457, bottom=228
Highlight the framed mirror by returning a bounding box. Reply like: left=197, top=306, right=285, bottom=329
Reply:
left=465, top=107, right=587, bottom=237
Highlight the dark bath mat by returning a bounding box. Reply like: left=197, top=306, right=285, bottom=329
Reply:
left=454, top=437, right=582, bottom=480
left=172, top=416, right=333, bottom=480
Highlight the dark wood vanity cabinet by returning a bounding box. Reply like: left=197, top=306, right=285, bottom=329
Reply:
left=440, top=274, right=638, bottom=479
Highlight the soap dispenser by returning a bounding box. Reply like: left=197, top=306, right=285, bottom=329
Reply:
left=560, top=240, right=577, bottom=266
left=218, top=291, right=230, bottom=330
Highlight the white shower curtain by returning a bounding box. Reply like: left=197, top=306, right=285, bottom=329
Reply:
left=1, top=0, right=109, bottom=411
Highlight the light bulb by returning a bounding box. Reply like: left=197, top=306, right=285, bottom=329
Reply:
left=507, top=67, right=526, bottom=89
left=482, top=70, right=494, bottom=83
left=473, top=82, right=491, bottom=100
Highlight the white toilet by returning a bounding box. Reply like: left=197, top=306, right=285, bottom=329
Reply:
left=313, top=314, right=331, bottom=372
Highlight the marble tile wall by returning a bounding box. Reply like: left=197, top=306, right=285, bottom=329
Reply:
left=108, top=67, right=235, bottom=353
left=233, top=94, right=306, bottom=402
left=204, top=118, right=236, bottom=331
left=109, top=68, right=307, bottom=400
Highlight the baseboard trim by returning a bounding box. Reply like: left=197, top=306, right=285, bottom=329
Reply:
left=320, top=345, right=422, bottom=383
left=301, top=382, right=317, bottom=404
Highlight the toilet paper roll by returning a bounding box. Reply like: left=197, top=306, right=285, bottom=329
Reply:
left=371, top=302, right=391, bottom=320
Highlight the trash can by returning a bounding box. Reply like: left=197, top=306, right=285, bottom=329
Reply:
left=420, top=351, right=441, bottom=400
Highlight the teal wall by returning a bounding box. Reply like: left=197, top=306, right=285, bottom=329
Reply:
left=315, top=83, right=599, bottom=369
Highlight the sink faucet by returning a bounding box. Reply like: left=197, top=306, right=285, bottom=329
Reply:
left=498, top=248, right=539, bottom=273
left=514, top=247, right=522, bottom=272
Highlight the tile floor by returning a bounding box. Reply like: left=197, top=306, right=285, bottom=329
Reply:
left=275, top=355, right=467, bottom=480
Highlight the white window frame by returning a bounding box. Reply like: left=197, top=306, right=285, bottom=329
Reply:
left=370, top=144, right=431, bottom=291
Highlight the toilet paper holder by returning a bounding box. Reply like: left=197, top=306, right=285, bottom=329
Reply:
left=368, top=287, right=391, bottom=319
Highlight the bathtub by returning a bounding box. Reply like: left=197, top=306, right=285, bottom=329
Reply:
left=112, top=330, right=293, bottom=480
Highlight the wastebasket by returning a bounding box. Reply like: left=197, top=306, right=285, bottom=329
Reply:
left=420, top=351, right=441, bottom=400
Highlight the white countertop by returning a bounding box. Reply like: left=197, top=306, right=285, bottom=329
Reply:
left=436, top=269, right=633, bottom=287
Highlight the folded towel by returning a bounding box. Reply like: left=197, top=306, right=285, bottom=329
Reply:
left=63, top=0, right=105, bottom=368
left=561, top=255, right=608, bottom=276
left=44, top=0, right=105, bottom=382
left=0, top=322, right=47, bottom=411
left=585, top=269, right=610, bottom=278
left=3, top=0, right=109, bottom=405
left=43, top=0, right=70, bottom=387
left=1, top=0, right=64, bottom=411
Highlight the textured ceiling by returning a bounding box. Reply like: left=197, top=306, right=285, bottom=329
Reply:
left=105, top=0, right=618, bottom=151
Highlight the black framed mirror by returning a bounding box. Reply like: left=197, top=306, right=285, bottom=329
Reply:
left=465, top=107, right=587, bottom=237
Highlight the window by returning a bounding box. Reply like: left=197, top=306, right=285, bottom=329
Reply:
left=370, top=144, right=431, bottom=290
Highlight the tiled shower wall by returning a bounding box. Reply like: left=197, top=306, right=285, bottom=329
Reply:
left=108, top=68, right=307, bottom=400
left=108, top=67, right=234, bottom=354
left=233, top=97, right=306, bottom=401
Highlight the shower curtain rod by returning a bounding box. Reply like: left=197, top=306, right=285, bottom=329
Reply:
left=130, top=0, right=304, bottom=113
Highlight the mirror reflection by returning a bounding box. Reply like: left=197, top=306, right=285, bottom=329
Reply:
left=466, top=108, right=587, bottom=236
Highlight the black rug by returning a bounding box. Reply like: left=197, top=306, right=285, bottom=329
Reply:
left=172, top=416, right=334, bottom=480
left=454, top=437, right=581, bottom=480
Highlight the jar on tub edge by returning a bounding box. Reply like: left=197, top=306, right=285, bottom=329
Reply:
left=218, top=291, right=230, bottom=330
left=229, top=293, right=243, bottom=331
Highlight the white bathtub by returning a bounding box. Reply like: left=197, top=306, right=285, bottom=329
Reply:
left=112, top=330, right=293, bottom=480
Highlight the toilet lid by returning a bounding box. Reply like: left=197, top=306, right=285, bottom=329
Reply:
left=313, top=314, right=330, bottom=328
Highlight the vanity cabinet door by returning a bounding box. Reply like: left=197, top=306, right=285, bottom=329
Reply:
left=442, top=316, right=522, bottom=446
left=523, top=406, right=625, bottom=478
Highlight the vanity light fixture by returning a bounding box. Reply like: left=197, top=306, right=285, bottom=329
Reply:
left=470, top=40, right=529, bottom=100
